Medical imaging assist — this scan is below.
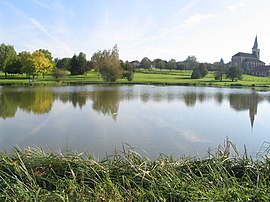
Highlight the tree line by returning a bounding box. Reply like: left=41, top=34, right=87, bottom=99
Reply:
left=0, top=43, right=242, bottom=82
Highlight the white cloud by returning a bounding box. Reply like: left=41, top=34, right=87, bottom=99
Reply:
left=182, top=13, right=215, bottom=29
left=227, top=2, right=246, bottom=13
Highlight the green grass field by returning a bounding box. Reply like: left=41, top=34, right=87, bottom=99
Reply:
left=1, top=69, right=270, bottom=90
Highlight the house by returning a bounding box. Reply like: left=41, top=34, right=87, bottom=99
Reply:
left=231, top=36, right=265, bottom=73
left=250, top=65, right=270, bottom=77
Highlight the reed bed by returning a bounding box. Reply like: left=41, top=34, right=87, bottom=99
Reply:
left=0, top=141, right=270, bottom=201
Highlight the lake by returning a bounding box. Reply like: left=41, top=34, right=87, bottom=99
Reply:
left=1, top=85, right=270, bottom=159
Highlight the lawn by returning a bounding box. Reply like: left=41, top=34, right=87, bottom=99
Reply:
left=1, top=69, right=270, bottom=90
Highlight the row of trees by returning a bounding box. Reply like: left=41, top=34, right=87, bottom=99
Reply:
left=0, top=42, right=243, bottom=82
left=0, top=44, right=54, bottom=80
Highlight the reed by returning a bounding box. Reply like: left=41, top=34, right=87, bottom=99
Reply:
left=0, top=142, right=269, bottom=201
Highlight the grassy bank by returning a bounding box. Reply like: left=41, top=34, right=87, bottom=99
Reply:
left=1, top=69, right=270, bottom=90
left=0, top=142, right=270, bottom=201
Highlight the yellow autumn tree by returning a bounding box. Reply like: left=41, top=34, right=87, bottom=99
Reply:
left=32, top=50, right=54, bottom=78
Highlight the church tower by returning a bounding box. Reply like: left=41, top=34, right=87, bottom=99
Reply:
left=252, top=35, right=260, bottom=59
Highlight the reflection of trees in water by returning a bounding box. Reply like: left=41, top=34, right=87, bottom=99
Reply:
left=0, top=88, right=53, bottom=119
left=19, top=88, right=53, bottom=114
left=214, top=92, right=224, bottom=105
left=229, top=92, right=262, bottom=128
left=183, top=92, right=197, bottom=107
left=0, top=90, right=20, bottom=119
left=0, top=86, right=268, bottom=127
left=91, top=88, right=120, bottom=121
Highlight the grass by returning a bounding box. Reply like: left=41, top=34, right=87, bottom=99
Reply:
left=1, top=69, right=270, bottom=90
left=0, top=141, right=270, bottom=201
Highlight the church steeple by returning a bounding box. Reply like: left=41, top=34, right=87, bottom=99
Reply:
left=252, top=35, right=260, bottom=59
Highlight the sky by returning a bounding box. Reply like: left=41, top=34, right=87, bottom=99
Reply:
left=0, top=0, right=270, bottom=64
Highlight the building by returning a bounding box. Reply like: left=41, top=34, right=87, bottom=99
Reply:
left=231, top=36, right=265, bottom=73
left=250, top=65, right=270, bottom=76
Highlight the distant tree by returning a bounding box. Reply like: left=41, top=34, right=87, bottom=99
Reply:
left=166, top=59, right=177, bottom=71
left=140, top=57, right=152, bottom=70
left=70, top=52, right=88, bottom=75
left=198, top=63, right=208, bottom=77
left=38, top=49, right=53, bottom=61
left=191, top=63, right=208, bottom=79
left=226, top=66, right=243, bottom=81
left=91, top=45, right=122, bottom=82
left=51, top=68, right=67, bottom=81
left=0, top=43, right=17, bottom=76
left=215, top=58, right=227, bottom=81
left=4, top=56, right=22, bottom=75
left=19, top=51, right=35, bottom=79
left=191, top=66, right=201, bottom=79
left=122, top=61, right=134, bottom=81
left=153, top=58, right=165, bottom=70
left=31, top=50, right=54, bottom=78
left=56, top=57, right=71, bottom=70
left=185, top=55, right=197, bottom=70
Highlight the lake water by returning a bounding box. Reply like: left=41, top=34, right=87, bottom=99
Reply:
left=1, top=85, right=270, bottom=159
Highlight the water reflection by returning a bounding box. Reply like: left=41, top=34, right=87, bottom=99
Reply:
left=0, top=88, right=53, bottom=119
left=0, top=85, right=269, bottom=129
left=229, top=92, right=262, bottom=128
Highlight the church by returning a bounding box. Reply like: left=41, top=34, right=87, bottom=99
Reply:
left=231, top=36, right=265, bottom=73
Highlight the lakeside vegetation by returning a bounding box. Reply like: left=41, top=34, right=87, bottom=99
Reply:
left=0, top=141, right=270, bottom=201
left=1, top=69, right=270, bottom=90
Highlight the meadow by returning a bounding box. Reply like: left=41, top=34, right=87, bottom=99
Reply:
left=1, top=69, right=270, bottom=90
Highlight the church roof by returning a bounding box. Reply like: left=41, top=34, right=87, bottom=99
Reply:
left=232, top=52, right=257, bottom=58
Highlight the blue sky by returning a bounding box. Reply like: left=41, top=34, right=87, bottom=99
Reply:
left=1, top=0, right=270, bottom=64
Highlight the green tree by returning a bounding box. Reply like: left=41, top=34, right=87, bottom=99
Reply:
left=69, top=52, right=88, bottom=75
left=56, top=57, right=71, bottom=70
left=121, top=61, right=134, bottom=81
left=198, top=63, right=208, bottom=77
left=4, top=55, right=22, bottom=75
left=0, top=43, right=17, bottom=76
left=185, top=55, right=197, bottom=70
left=153, top=58, right=165, bottom=70
left=32, top=50, right=54, bottom=78
left=226, top=66, right=243, bottom=81
left=140, top=57, right=152, bottom=70
left=166, top=59, right=177, bottom=71
left=215, top=58, right=227, bottom=81
left=91, top=45, right=122, bottom=82
left=191, top=66, right=201, bottom=79
left=191, top=63, right=208, bottom=79
left=19, top=51, right=35, bottom=79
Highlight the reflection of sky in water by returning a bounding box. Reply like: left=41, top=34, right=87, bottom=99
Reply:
left=0, top=85, right=270, bottom=159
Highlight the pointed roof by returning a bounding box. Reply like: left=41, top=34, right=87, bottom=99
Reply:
left=252, top=35, right=258, bottom=49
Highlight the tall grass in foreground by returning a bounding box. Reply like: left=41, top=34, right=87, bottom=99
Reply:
left=0, top=141, right=270, bottom=201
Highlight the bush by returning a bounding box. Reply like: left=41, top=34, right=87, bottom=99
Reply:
left=51, top=68, right=67, bottom=81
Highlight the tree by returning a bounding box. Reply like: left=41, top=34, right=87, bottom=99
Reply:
left=31, top=50, right=54, bottom=78
left=226, top=66, right=243, bottom=81
left=91, top=45, right=122, bottom=82
left=166, top=59, right=177, bottom=71
left=191, top=63, right=208, bottom=79
left=122, top=61, right=134, bottom=81
left=153, top=58, right=164, bottom=70
left=215, top=58, right=227, bottom=81
left=4, top=56, right=22, bottom=75
left=0, top=43, right=17, bottom=76
left=56, top=57, right=71, bottom=70
left=185, top=55, right=197, bottom=70
left=191, top=66, right=201, bottom=79
left=69, top=52, right=88, bottom=75
left=198, top=63, right=208, bottom=77
left=140, top=57, right=152, bottom=70
left=19, top=51, right=35, bottom=78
